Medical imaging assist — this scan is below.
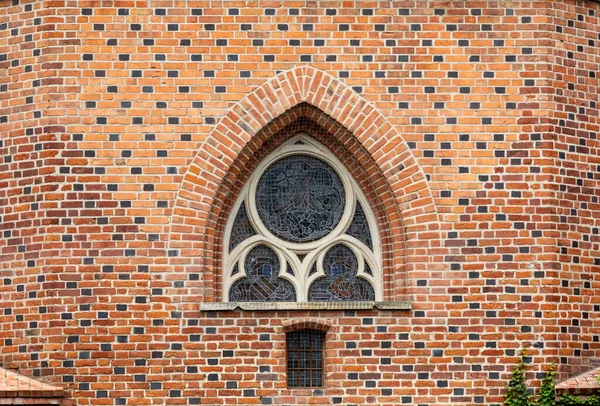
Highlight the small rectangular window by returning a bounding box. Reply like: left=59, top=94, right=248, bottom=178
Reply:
left=286, top=329, right=325, bottom=388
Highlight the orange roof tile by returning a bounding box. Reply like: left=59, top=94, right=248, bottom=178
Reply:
left=556, top=366, right=600, bottom=394
left=0, top=367, right=63, bottom=398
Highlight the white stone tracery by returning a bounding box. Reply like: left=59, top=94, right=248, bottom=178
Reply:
left=223, top=135, right=383, bottom=302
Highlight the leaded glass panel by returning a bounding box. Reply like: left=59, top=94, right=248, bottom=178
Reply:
left=308, top=244, right=375, bottom=301
left=255, top=155, right=345, bottom=243
left=224, top=136, right=382, bottom=303
left=229, top=203, right=257, bottom=252
left=286, top=329, right=324, bottom=388
left=346, top=202, right=373, bottom=249
left=229, top=245, right=296, bottom=302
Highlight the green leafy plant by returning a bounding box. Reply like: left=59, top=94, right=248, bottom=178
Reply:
left=504, top=352, right=600, bottom=406
left=555, top=370, right=600, bottom=406
left=505, top=350, right=532, bottom=406
left=537, top=363, right=556, bottom=406
left=558, top=394, right=600, bottom=406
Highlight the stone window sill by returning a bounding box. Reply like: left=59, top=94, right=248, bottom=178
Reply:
left=199, top=301, right=412, bottom=311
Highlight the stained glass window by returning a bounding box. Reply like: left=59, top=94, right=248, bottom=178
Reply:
left=228, top=245, right=296, bottom=302
left=346, top=202, right=373, bottom=249
left=255, top=155, right=345, bottom=243
left=308, top=244, right=375, bottom=301
left=287, top=329, right=324, bottom=388
left=229, top=203, right=257, bottom=252
left=223, top=136, right=381, bottom=303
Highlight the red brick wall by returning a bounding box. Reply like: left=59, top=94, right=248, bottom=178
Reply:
left=548, top=1, right=600, bottom=377
left=0, top=1, right=599, bottom=405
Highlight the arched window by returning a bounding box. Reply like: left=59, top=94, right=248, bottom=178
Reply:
left=223, top=135, right=382, bottom=302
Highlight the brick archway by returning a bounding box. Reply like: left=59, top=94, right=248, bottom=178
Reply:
left=168, top=66, right=441, bottom=308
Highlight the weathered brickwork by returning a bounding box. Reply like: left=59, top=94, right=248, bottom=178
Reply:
left=549, top=2, right=600, bottom=376
left=0, top=1, right=599, bottom=405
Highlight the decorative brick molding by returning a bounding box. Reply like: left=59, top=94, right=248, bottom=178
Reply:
left=169, top=66, right=441, bottom=306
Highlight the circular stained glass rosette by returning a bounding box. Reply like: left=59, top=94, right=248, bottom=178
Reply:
left=255, top=155, right=346, bottom=243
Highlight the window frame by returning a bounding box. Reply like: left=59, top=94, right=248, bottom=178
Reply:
left=285, top=328, right=326, bottom=389
left=222, top=134, right=383, bottom=302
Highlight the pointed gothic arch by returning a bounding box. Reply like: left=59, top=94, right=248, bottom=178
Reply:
left=168, top=66, right=441, bottom=307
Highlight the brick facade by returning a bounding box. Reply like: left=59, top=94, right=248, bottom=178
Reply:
left=0, top=1, right=599, bottom=405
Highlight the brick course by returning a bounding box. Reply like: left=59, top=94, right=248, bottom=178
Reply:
left=0, top=1, right=599, bottom=405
